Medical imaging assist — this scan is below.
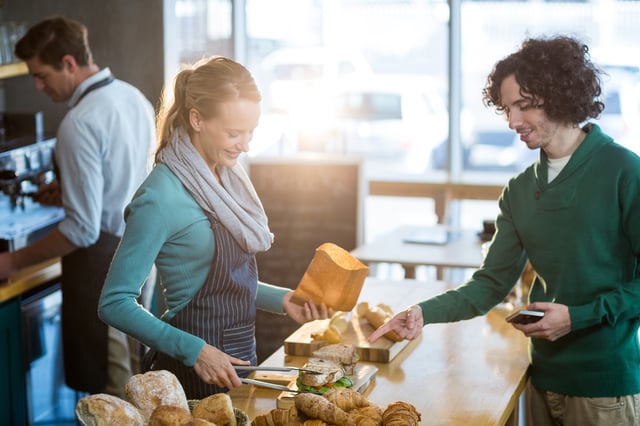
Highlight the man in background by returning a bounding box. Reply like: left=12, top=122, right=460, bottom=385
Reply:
left=0, top=16, right=155, bottom=398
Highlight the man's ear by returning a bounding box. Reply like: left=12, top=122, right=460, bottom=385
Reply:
left=189, top=108, right=201, bottom=132
left=61, top=54, right=79, bottom=73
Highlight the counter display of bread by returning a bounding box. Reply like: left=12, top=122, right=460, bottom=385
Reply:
left=229, top=278, right=530, bottom=425
left=284, top=315, right=409, bottom=363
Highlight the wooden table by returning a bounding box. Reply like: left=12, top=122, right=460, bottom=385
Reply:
left=350, top=225, right=485, bottom=279
left=229, top=278, right=530, bottom=425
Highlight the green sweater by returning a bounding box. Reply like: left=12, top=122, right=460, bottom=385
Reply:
left=419, top=124, right=640, bottom=397
left=99, top=164, right=288, bottom=367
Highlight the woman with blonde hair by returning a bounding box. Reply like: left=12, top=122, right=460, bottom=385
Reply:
left=99, top=56, right=329, bottom=399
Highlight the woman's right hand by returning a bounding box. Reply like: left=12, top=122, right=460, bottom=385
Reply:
left=193, top=344, right=250, bottom=389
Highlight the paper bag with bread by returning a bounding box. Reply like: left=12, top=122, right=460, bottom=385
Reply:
left=291, top=242, right=368, bottom=311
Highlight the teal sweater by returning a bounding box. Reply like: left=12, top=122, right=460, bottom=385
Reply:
left=98, top=164, right=288, bottom=367
left=419, top=124, right=640, bottom=397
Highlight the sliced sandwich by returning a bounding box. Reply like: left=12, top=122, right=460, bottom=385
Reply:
left=296, top=358, right=354, bottom=394
left=312, top=343, right=359, bottom=375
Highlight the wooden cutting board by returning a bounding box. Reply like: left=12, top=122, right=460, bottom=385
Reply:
left=272, top=364, right=378, bottom=409
left=284, top=316, right=410, bottom=363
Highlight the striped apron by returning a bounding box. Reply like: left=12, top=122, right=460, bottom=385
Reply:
left=153, top=217, right=258, bottom=399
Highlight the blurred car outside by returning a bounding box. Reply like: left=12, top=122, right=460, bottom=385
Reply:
left=292, top=74, right=451, bottom=174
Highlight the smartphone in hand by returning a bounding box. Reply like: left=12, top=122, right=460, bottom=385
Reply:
left=505, top=309, right=544, bottom=324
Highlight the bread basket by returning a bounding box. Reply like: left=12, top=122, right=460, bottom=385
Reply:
left=188, top=400, right=250, bottom=425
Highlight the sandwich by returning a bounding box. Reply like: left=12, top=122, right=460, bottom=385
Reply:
left=296, top=358, right=354, bottom=394
left=312, top=343, right=359, bottom=375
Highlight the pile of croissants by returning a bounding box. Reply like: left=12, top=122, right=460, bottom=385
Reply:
left=251, top=387, right=420, bottom=426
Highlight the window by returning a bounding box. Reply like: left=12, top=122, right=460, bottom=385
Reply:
left=165, top=0, right=640, bottom=237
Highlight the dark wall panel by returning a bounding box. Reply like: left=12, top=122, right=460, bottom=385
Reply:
left=2, top=0, right=164, bottom=133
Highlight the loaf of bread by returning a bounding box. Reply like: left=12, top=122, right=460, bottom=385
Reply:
left=125, top=370, right=189, bottom=422
left=148, top=405, right=194, bottom=426
left=75, top=393, right=144, bottom=426
left=192, top=393, right=237, bottom=426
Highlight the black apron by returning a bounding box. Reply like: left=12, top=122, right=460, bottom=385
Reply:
left=149, top=218, right=258, bottom=399
left=61, top=231, right=120, bottom=393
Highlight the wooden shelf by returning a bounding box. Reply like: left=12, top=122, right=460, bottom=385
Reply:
left=0, top=62, right=28, bottom=80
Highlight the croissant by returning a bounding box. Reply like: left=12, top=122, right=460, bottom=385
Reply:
left=381, top=401, right=421, bottom=426
left=251, top=407, right=304, bottom=426
left=349, top=405, right=383, bottom=426
left=303, top=420, right=329, bottom=426
left=350, top=414, right=379, bottom=426
left=294, top=393, right=353, bottom=426
left=324, top=388, right=370, bottom=411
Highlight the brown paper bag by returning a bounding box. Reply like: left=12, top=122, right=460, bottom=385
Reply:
left=291, top=242, right=368, bottom=311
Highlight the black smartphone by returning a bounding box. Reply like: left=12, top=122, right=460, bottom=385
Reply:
left=505, top=309, right=544, bottom=324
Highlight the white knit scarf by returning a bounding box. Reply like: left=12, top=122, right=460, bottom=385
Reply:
left=159, top=128, right=273, bottom=253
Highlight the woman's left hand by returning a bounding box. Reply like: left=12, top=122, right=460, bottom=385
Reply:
left=283, top=291, right=333, bottom=324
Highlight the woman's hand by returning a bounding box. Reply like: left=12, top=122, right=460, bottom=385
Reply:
left=283, top=291, right=332, bottom=324
left=192, top=344, right=250, bottom=389
left=367, top=304, right=424, bottom=343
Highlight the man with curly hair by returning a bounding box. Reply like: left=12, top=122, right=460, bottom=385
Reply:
left=369, top=35, right=640, bottom=425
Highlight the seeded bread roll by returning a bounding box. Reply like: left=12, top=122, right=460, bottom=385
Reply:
left=148, top=405, right=193, bottom=426
left=192, top=393, right=237, bottom=426
left=75, top=393, right=144, bottom=426
left=125, top=370, right=189, bottom=423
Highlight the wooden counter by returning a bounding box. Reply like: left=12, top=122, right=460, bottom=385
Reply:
left=0, top=258, right=61, bottom=303
left=229, top=279, right=530, bottom=425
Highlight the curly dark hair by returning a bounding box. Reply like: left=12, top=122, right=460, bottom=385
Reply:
left=482, top=35, right=604, bottom=125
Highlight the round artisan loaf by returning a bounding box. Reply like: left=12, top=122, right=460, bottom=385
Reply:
left=148, top=405, right=194, bottom=426
left=192, top=393, right=237, bottom=426
left=75, top=393, right=144, bottom=426
left=125, top=370, right=189, bottom=422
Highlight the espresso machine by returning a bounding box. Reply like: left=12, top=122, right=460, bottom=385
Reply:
left=0, top=111, right=78, bottom=425
left=0, top=111, right=64, bottom=252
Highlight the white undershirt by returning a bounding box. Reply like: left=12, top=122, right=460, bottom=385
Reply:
left=547, top=155, right=572, bottom=182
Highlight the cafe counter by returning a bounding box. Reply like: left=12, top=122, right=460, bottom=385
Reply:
left=0, top=258, right=61, bottom=303
left=229, top=279, right=530, bottom=425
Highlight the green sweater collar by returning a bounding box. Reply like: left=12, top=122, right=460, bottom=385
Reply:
left=534, top=123, right=612, bottom=188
